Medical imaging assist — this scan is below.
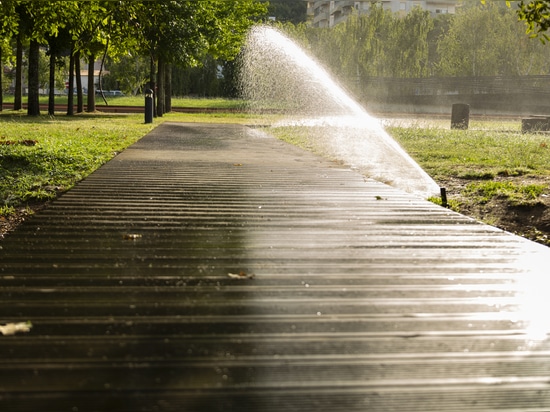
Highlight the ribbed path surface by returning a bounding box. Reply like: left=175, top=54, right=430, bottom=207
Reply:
left=1, top=122, right=550, bottom=412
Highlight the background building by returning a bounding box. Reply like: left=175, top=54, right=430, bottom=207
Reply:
left=306, top=0, right=459, bottom=28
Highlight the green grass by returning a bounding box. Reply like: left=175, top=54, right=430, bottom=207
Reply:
left=0, top=113, right=156, bottom=211
left=387, top=126, right=550, bottom=180
left=386, top=125, right=550, bottom=214
left=463, top=181, right=546, bottom=206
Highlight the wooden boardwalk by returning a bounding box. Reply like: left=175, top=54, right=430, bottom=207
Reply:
left=1, top=122, right=550, bottom=412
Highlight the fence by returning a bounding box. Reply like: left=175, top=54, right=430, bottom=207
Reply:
left=355, top=75, right=550, bottom=115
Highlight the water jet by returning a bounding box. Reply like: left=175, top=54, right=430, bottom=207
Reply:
left=239, top=25, right=440, bottom=199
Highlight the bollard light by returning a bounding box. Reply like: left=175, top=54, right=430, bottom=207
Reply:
left=144, top=89, right=154, bottom=124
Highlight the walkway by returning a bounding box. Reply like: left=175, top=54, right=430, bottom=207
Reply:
left=1, top=122, right=550, bottom=411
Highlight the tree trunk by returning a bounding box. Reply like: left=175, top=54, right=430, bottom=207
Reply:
left=156, top=56, right=165, bottom=117
left=0, top=48, right=3, bottom=112
left=67, top=51, right=75, bottom=116
left=75, top=51, right=83, bottom=113
left=165, top=63, right=172, bottom=113
left=14, top=35, right=23, bottom=111
left=87, top=55, right=96, bottom=112
left=27, top=40, right=40, bottom=116
left=48, top=52, right=56, bottom=116
left=150, top=54, right=157, bottom=117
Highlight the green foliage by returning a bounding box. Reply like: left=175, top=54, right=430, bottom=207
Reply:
left=517, top=0, right=550, bottom=42
left=437, top=2, right=550, bottom=76
left=0, top=0, right=269, bottom=113
left=104, top=54, right=149, bottom=96
left=277, top=1, right=550, bottom=92
left=262, top=0, right=307, bottom=24
left=134, top=0, right=267, bottom=67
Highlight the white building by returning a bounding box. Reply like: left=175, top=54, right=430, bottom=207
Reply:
left=305, top=1, right=460, bottom=28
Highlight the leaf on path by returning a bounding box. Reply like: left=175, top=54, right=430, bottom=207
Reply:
left=227, top=271, right=255, bottom=280
left=0, top=321, right=32, bottom=336
left=123, top=233, right=142, bottom=240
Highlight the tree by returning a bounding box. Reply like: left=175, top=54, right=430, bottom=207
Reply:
left=498, top=5, right=550, bottom=75
left=104, top=54, right=149, bottom=96
left=0, top=0, right=266, bottom=116
left=262, top=0, right=307, bottom=24
left=483, top=0, right=550, bottom=42
left=436, top=3, right=507, bottom=77
left=389, top=7, right=433, bottom=78
left=137, top=0, right=267, bottom=117
left=0, top=0, right=18, bottom=112
left=516, top=0, right=550, bottom=41
left=437, top=2, right=550, bottom=77
left=19, top=1, right=70, bottom=116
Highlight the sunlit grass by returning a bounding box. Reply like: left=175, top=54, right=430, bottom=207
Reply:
left=0, top=113, right=156, bottom=208
left=388, top=126, right=550, bottom=180
left=463, top=181, right=546, bottom=206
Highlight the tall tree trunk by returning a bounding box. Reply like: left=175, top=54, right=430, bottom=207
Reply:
left=48, top=52, right=56, bottom=116
left=87, top=55, right=96, bottom=112
left=156, top=56, right=165, bottom=117
left=165, top=63, right=172, bottom=113
left=75, top=51, right=83, bottom=113
left=27, top=40, right=40, bottom=117
left=150, top=54, right=157, bottom=118
left=0, top=48, right=3, bottom=112
left=14, top=35, right=23, bottom=111
left=67, top=50, right=75, bottom=116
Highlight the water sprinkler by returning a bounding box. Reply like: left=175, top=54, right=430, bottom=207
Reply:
left=440, top=187, right=448, bottom=208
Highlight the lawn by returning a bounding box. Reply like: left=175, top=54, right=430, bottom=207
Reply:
left=0, top=113, right=156, bottom=216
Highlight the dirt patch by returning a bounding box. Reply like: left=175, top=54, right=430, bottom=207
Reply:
left=0, top=203, right=49, bottom=240
left=438, top=175, right=550, bottom=247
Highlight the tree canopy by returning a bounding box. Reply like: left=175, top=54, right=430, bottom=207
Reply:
left=277, top=2, right=550, bottom=107
left=482, top=0, right=550, bottom=41
left=0, top=0, right=267, bottom=115
left=516, top=0, right=550, bottom=40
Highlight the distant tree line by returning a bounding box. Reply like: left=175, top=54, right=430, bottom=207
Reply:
left=4, top=1, right=548, bottom=112
left=0, top=0, right=267, bottom=116
left=277, top=2, right=550, bottom=100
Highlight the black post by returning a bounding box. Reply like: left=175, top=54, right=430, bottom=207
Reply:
left=451, top=103, right=470, bottom=130
left=145, top=89, right=154, bottom=124
left=440, top=187, right=448, bottom=208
